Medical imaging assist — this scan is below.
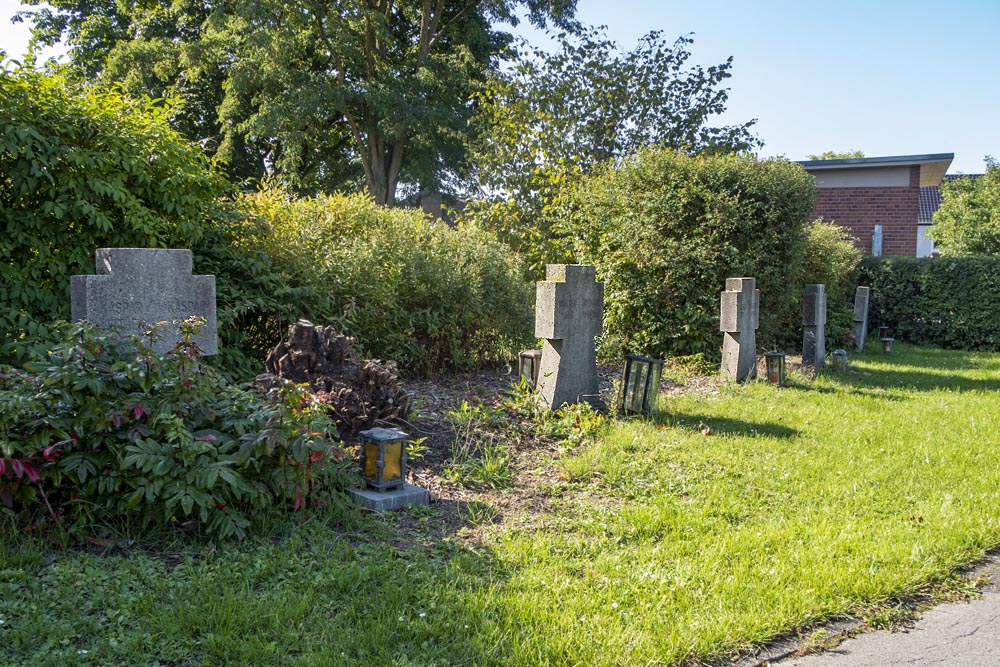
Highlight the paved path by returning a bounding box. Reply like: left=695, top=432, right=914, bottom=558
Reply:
left=772, top=561, right=1000, bottom=667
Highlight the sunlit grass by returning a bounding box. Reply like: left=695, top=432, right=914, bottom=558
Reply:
left=4, top=343, right=1000, bottom=666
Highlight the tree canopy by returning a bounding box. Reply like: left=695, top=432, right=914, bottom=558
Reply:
left=806, top=150, right=865, bottom=160
left=927, top=158, right=1000, bottom=255
left=21, top=0, right=579, bottom=204
left=464, top=27, right=759, bottom=274
left=470, top=27, right=759, bottom=208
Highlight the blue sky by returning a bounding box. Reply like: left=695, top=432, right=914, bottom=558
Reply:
left=2, top=0, right=997, bottom=174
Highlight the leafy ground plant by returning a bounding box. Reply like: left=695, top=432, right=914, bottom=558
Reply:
left=0, top=322, right=353, bottom=539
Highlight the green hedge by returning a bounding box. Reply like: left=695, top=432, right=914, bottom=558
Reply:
left=558, top=148, right=817, bottom=358
left=859, top=257, right=1000, bottom=350
left=245, top=189, right=534, bottom=374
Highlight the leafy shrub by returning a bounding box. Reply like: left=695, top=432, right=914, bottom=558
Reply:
left=859, top=257, right=1000, bottom=350
left=0, top=65, right=300, bottom=379
left=557, top=148, right=816, bottom=359
left=246, top=189, right=534, bottom=374
left=799, top=220, right=863, bottom=348
left=0, top=323, right=352, bottom=539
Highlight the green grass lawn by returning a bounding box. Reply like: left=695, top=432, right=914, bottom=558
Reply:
left=5, top=344, right=1000, bottom=666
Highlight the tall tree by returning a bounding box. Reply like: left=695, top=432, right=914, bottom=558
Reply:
left=21, top=0, right=579, bottom=204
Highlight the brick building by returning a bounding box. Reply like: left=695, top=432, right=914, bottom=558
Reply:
left=798, top=153, right=954, bottom=257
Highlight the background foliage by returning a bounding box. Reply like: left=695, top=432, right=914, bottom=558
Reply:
left=466, top=27, right=760, bottom=276
left=246, top=189, right=534, bottom=374
left=860, top=256, right=1000, bottom=351
left=801, top=220, right=864, bottom=348
left=555, top=148, right=817, bottom=359
left=927, top=159, right=1000, bottom=256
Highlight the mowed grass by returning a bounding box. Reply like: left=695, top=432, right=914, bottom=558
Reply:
left=4, top=344, right=1000, bottom=666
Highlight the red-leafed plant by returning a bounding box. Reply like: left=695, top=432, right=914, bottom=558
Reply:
left=0, top=322, right=354, bottom=540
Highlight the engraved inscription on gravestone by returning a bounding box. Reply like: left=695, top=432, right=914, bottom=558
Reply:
left=535, top=264, right=604, bottom=409
left=720, top=277, right=760, bottom=383
left=71, top=248, right=218, bottom=355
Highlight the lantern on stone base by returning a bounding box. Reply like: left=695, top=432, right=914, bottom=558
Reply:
left=880, top=337, right=894, bottom=355
left=359, top=427, right=409, bottom=491
left=518, top=350, right=542, bottom=386
left=765, top=352, right=786, bottom=387
left=619, top=354, right=663, bottom=415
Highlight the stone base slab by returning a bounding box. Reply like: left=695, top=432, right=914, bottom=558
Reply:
left=347, top=484, right=430, bottom=512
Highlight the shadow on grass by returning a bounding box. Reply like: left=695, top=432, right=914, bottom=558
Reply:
left=654, top=412, right=799, bottom=440
left=818, top=345, right=1000, bottom=394
left=0, top=502, right=516, bottom=667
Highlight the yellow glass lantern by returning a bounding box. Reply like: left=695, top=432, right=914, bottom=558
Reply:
left=359, top=427, right=409, bottom=491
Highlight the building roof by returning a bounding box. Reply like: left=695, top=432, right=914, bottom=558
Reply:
left=919, top=174, right=983, bottom=223
left=798, top=153, right=955, bottom=187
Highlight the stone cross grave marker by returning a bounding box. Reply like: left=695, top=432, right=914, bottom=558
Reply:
left=802, top=283, right=826, bottom=367
left=71, top=248, right=218, bottom=355
left=853, top=286, right=870, bottom=351
left=720, top=277, right=760, bottom=383
left=535, top=264, right=604, bottom=409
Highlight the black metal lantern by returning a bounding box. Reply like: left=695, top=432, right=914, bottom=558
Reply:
left=620, top=354, right=663, bottom=415
left=359, top=427, right=409, bottom=491
left=765, top=352, right=786, bottom=387
left=832, top=349, right=848, bottom=372
left=880, top=337, right=894, bottom=355
left=518, top=349, right=542, bottom=386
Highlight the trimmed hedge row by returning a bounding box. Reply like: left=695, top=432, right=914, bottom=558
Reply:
left=859, top=257, right=1000, bottom=350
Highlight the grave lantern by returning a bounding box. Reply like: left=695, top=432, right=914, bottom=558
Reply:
left=620, top=354, right=663, bottom=415
left=764, top=352, right=786, bottom=387
left=878, top=325, right=890, bottom=339
left=518, top=350, right=542, bottom=386
left=880, top=337, right=894, bottom=355
left=833, top=349, right=848, bottom=372
left=358, top=427, right=409, bottom=491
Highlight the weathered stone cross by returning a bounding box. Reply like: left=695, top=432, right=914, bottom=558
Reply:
left=720, top=277, right=760, bottom=382
left=535, top=264, right=604, bottom=409
left=71, top=248, right=218, bottom=355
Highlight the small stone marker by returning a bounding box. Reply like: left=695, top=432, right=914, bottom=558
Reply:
left=71, top=248, right=218, bottom=355
left=853, top=286, right=870, bottom=350
left=802, top=283, right=827, bottom=367
left=535, top=264, right=604, bottom=409
left=719, top=277, right=760, bottom=383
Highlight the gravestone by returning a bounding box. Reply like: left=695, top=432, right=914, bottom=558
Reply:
left=853, top=286, right=870, bottom=350
left=719, top=277, right=760, bottom=383
left=535, top=264, right=604, bottom=409
left=802, top=283, right=826, bottom=367
left=71, top=248, right=217, bottom=355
